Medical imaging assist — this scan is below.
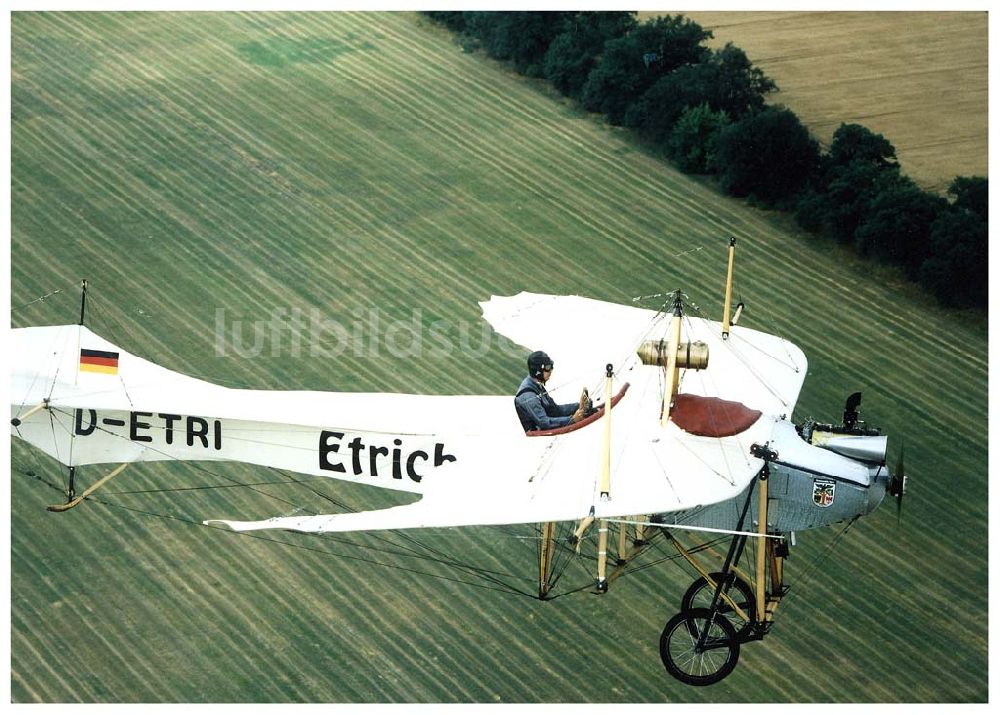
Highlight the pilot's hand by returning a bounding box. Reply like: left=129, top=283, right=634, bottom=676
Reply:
left=570, top=405, right=589, bottom=423
left=579, top=388, right=592, bottom=410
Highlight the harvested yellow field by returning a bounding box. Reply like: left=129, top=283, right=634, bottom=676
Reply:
left=672, top=11, right=987, bottom=193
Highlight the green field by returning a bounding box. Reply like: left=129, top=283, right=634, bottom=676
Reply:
left=10, top=12, right=988, bottom=702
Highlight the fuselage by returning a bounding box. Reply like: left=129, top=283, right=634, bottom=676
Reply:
left=655, top=417, right=890, bottom=534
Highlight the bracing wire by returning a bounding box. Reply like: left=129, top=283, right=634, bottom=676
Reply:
left=12, top=447, right=539, bottom=599
left=779, top=517, right=859, bottom=604
left=12, top=280, right=80, bottom=314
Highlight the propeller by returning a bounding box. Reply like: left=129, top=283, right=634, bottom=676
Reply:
left=888, top=440, right=908, bottom=523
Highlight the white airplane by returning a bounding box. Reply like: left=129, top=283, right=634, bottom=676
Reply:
left=10, top=241, right=905, bottom=685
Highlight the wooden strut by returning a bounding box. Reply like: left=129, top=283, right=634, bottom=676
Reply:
left=764, top=539, right=786, bottom=623
left=769, top=540, right=784, bottom=593
left=538, top=521, right=557, bottom=598
left=617, top=519, right=629, bottom=566
left=596, top=520, right=610, bottom=592
left=731, top=301, right=745, bottom=327
left=755, top=468, right=770, bottom=622
left=634, top=515, right=648, bottom=545
left=660, top=295, right=684, bottom=427
left=10, top=399, right=50, bottom=427
left=47, top=463, right=128, bottom=512
left=722, top=238, right=736, bottom=339
left=572, top=514, right=594, bottom=553
left=596, top=364, right=614, bottom=592
left=603, top=520, right=655, bottom=588
left=570, top=363, right=616, bottom=564
left=666, top=532, right=753, bottom=623
left=599, top=364, right=613, bottom=500
left=550, top=367, right=651, bottom=595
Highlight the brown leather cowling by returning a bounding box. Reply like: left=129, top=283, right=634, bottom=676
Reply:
left=671, top=393, right=762, bottom=437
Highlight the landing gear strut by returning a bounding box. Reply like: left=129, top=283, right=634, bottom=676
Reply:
left=659, top=445, right=787, bottom=686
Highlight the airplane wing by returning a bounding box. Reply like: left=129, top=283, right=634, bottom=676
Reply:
left=480, top=292, right=806, bottom=415
left=207, top=293, right=807, bottom=533
left=480, top=291, right=807, bottom=519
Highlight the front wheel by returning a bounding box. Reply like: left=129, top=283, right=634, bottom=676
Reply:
left=660, top=608, right=740, bottom=686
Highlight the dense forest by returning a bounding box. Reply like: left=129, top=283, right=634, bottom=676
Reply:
left=425, top=11, right=987, bottom=309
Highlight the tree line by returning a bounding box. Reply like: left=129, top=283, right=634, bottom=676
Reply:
left=424, top=11, right=987, bottom=310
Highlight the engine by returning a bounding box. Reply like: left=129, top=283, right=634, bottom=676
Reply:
left=797, top=391, right=887, bottom=465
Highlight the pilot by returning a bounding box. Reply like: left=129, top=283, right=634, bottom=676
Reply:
left=514, top=351, right=593, bottom=432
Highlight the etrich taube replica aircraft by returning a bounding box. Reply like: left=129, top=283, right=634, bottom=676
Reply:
left=11, top=240, right=905, bottom=685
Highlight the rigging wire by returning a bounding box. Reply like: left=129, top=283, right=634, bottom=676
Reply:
left=12, top=451, right=538, bottom=599
left=768, top=517, right=860, bottom=627
left=272, top=466, right=539, bottom=595
left=121, top=499, right=534, bottom=599
left=13, top=280, right=81, bottom=314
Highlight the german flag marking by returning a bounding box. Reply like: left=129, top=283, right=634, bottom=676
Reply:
left=80, top=348, right=119, bottom=375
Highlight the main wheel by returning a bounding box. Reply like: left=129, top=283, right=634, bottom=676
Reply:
left=681, top=572, right=756, bottom=641
left=660, top=608, right=740, bottom=686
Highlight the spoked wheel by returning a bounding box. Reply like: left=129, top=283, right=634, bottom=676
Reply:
left=660, top=608, right=740, bottom=686
left=681, top=572, right=756, bottom=641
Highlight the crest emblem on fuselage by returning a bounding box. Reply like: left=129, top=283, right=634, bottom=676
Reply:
left=812, top=479, right=836, bottom=508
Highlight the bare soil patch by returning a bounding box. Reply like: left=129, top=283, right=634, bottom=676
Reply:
left=672, top=11, right=987, bottom=193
